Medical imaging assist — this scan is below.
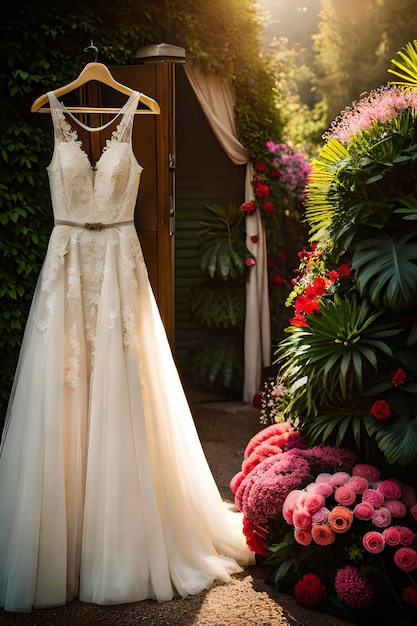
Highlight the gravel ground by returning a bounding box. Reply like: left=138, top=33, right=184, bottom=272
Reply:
left=0, top=393, right=352, bottom=626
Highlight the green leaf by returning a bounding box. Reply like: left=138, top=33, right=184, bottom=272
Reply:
left=352, top=232, right=417, bottom=311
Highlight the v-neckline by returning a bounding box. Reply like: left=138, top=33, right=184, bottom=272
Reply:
left=49, top=90, right=139, bottom=170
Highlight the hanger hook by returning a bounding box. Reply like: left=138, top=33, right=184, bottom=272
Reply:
left=84, top=38, right=99, bottom=63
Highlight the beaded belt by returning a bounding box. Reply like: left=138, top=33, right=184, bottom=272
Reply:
left=54, top=220, right=135, bottom=231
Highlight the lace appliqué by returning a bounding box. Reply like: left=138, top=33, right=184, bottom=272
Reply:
left=41, top=230, right=70, bottom=292
left=65, top=323, right=80, bottom=388
left=37, top=292, right=57, bottom=342
left=122, top=306, right=136, bottom=347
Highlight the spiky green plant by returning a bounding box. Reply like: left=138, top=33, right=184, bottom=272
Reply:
left=279, top=295, right=400, bottom=408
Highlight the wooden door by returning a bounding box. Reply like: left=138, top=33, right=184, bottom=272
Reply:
left=98, top=57, right=180, bottom=348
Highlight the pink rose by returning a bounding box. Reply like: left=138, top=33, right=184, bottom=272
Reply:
left=377, top=479, right=402, bottom=500
left=311, top=507, right=330, bottom=525
left=245, top=258, right=256, bottom=267
left=410, top=504, right=417, bottom=521
left=353, top=502, right=374, bottom=521
left=396, top=526, right=416, bottom=546
left=282, top=490, right=303, bottom=525
left=362, top=489, right=385, bottom=507
left=384, top=499, right=407, bottom=518
left=329, top=472, right=351, bottom=488
left=315, top=473, right=332, bottom=484
left=363, top=531, right=385, bottom=554
left=403, top=586, right=417, bottom=604
left=371, top=507, right=392, bottom=528
left=334, top=486, right=356, bottom=506
left=382, top=526, right=402, bottom=546
left=294, top=529, right=312, bottom=546
left=298, top=492, right=325, bottom=515
left=345, top=476, right=368, bottom=494
left=293, top=508, right=312, bottom=531
left=394, top=547, right=417, bottom=572
left=309, top=482, right=333, bottom=498
left=352, top=464, right=380, bottom=482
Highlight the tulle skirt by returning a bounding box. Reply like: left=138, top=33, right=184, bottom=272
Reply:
left=0, top=225, right=253, bottom=612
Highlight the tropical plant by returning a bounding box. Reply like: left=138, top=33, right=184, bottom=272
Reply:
left=270, top=41, right=417, bottom=469
left=188, top=203, right=248, bottom=396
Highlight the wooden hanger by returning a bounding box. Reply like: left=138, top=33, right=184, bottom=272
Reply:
left=31, top=62, right=160, bottom=115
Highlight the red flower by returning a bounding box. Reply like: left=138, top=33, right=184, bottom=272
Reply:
left=370, top=399, right=391, bottom=420
left=338, top=263, right=352, bottom=277
left=391, top=368, right=407, bottom=387
left=252, top=392, right=263, bottom=408
left=305, top=277, right=327, bottom=297
left=272, top=274, right=285, bottom=287
left=267, top=256, right=275, bottom=268
left=242, top=518, right=271, bottom=557
left=245, top=258, right=256, bottom=267
left=254, top=159, right=267, bottom=172
left=240, top=201, right=256, bottom=213
left=268, top=166, right=281, bottom=178
left=262, top=201, right=274, bottom=213
left=276, top=251, right=286, bottom=264
left=254, top=182, right=269, bottom=198
left=328, top=270, right=339, bottom=282
left=294, top=294, right=320, bottom=316
left=250, top=234, right=259, bottom=243
left=289, top=312, right=308, bottom=327
left=294, top=573, right=327, bottom=608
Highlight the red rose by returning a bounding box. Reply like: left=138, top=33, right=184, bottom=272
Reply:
left=276, top=251, right=286, bottom=264
left=240, top=201, right=256, bottom=213
left=370, top=399, right=391, bottom=420
left=262, top=201, right=274, bottom=213
left=254, top=182, right=269, bottom=198
left=254, top=159, right=267, bottom=172
left=272, top=274, right=285, bottom=287
left=250, top=234, right=259, bottom=243
left=338, top=263, right=352, bottom=277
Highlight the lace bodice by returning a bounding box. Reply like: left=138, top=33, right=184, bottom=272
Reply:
left=47, top=91, right=142, bottom=225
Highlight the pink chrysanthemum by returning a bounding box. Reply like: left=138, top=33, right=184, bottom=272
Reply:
left=334, top=566, right=374, bottom=609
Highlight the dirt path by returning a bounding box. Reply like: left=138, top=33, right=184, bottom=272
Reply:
left=0, top=396, right=351, bottom=626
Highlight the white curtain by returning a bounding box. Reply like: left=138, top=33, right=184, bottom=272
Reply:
left=184, top=64, right=271, bottom=401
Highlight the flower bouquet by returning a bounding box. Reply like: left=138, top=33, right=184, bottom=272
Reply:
left=231, top=424, right=417, bottom=624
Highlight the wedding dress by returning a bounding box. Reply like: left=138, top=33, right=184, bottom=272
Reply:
left=0, top=90, right=253, bottom=612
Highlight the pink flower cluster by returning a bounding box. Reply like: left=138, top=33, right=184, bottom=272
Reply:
left=282, top=464, right=417, bottom=574
left=324, top=85, right=417, bottom=141
left=244, top=142, right=311, bottom=217
left=231, top=424, right=361, bottom=554
left=334, top=565, right=374, bottom=609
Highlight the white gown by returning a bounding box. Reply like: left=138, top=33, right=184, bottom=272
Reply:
left=0, top=90, right=253, bottom=612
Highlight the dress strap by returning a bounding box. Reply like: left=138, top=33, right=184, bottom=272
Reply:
left=47, top=91, right=140, bottom=132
